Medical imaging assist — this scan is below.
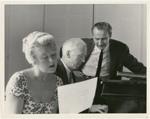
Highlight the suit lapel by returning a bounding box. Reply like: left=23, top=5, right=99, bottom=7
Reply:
left=109, top=39, right=117, bottom=78
left=57, top=59, right=70, bottom=85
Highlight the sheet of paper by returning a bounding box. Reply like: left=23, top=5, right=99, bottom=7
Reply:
left=58, top=77, right=97, bottom=114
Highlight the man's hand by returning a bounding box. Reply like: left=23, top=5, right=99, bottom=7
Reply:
left=73, top=71, right=84, bottom=77
left=89, top=104, right=108, bottom=113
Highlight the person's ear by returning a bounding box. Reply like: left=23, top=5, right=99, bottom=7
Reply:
left=66, top=50, right=71, bottom=58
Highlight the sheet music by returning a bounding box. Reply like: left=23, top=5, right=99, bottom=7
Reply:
left=58, top=77, right=97, bottom=114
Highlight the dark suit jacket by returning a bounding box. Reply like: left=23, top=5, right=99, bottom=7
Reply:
left=55, top=59, right=70, bottom=85
left=80, top=38, right=146, bottom=79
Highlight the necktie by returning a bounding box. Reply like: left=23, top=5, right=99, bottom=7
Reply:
left=94, top=50, right=104, bottom=105
left=69, top=72, right=73, bottom=83
left=95, top=49, right=103, bottom=77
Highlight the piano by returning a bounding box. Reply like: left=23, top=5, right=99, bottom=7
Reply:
left=101, top=72, right=146, bottom=113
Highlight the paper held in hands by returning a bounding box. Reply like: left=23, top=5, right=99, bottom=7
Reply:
left=58, top=77, right=97, bottom=114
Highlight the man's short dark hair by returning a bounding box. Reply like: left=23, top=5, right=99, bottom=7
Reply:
left=91, top=22, right=112, bottom=38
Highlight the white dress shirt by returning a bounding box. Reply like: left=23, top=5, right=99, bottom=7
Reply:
left=82, top=43, right=110, bottom=80
left=99, top=43, right=110, bottom=80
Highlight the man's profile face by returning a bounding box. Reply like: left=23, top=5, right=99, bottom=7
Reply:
left=70, top=48, right=87, bottom=70
left=93, top=27, right=110, bottom=50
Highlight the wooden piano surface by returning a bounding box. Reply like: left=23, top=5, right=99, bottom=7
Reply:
left=101, top=79, right=146, bottom=113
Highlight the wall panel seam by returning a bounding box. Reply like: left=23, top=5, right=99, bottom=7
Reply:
left=92, top=4, right=94, bottom=26
left=43, top=5, right=45, bottom=32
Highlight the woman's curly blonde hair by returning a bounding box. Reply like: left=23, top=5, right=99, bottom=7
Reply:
left=22, top=31, right=56, bottom=65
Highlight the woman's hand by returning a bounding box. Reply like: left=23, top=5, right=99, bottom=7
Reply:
left=73, top=71, right=84, bottom=77
left=89, top=104, right=108, bottom=113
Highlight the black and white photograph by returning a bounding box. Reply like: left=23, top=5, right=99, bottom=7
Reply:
left=1, top=1, right=148, bottom=118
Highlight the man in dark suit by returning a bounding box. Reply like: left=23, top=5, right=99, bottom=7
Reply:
left=76, top=22, right=146, bottom=80
left=55, top=38, right=108, bottom=113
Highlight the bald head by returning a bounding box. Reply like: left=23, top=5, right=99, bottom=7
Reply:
left=62, top=38, right=87, bottom=70
left=62, top=38, right=86, bottom=55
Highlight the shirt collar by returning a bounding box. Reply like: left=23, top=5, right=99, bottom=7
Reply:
left=60, top=58, right=71, bottom=75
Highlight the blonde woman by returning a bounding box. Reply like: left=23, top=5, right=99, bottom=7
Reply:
left=6, top=31, right=63, bottom=114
